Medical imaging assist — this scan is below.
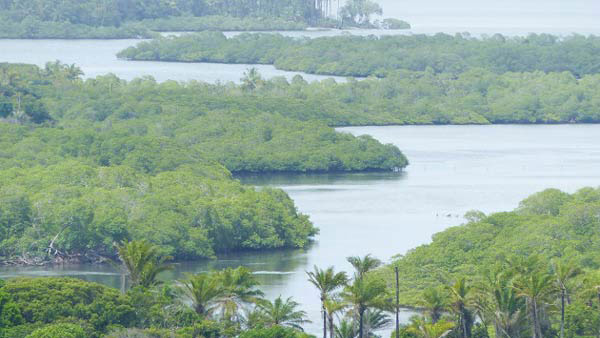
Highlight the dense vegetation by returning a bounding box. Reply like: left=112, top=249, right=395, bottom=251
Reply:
left=381, top=187, right=600, bottom=336
left=119, top=33, right=600, bottom=77
left=54, top=62, right=600, bottom=126
left=0, top=272, right=317, bottom=337
left=3, top=232, right=599, bottom=337
left=0, top=161, right=316, bottom=264
left=0, top=62, right=406, bottom=264
left=0, top=0, right=398, bottom=38
left=140, top=15, right=306, bottom=32
left=0, top=247, right=400, bottom=338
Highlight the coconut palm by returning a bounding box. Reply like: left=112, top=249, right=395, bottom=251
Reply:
left=362, top=309, right=392, bottom=337
left=116, top=240, right=173, bottom=288
left=448, top=277, right=474, bottom=338
left=240, top=307, right=268, bottom=330
left=347, top=254, right=382, bottom=280
left=256, top=296, right=311, bottom=330
left=335, top=319, right=357, bottom=338
left=513, top=270, right=556, bottom=338
left=216, top=267, right=264, bottom=322
left=407, top=316, right=455, bottom=338
left=474, top=267, right=527, bottom=338
left=552, top=260, right=582, bottom=338
left=180, top=272, right=226, bottom=317
left=341, top=275, right=387, bottom=338
left=307, top=265, right=348, bottom=338
left=419, top=287, right=449, bottom=324
left=324, top=298, right=347, bottom=338
left=240, top=67, right=264, bottom=91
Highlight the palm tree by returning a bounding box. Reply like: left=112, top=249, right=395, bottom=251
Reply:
left=407, top=315, right=455, bottom=338
left=363, top=309, right=392, bottom=337
left=448, top=278, right=473, bottom=338
left=256, top=296, right=311, bottom=330
left=217, top=267, right=264, bottom=322
left=116, top=240, right=173, bottom=288
left=419, top=287, right=448, bottom=324
left=341, top=275, right=387, bottom=338
left=335, top=319, right=357, bottom=338
left=513, top=271, right=556, bottom=338
left=473, top=267, right=526, bottom=338
left=180, top=272, right=226, bottom=317
left=347, top=254, right=382, bottom=280
left=552, top=260, right=582, bottom=338
left=324, top=298, right=347, bottom=338
left=307, top=265, right=348, bottom=338
left=240, top=67, right=264, bottom=91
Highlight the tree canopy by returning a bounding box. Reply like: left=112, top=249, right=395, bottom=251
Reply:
left=119, top=32, right=600, bottom=77
left=386, top=187, right=600, bottom=306
left=0, top=62, right=409, bottom=264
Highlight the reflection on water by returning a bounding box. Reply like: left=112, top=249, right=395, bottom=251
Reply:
left=237, top=171, right=406, bottom=187
left=0, top=249, right=308, bottom=295
left=0, top=39, right=346, bottom=83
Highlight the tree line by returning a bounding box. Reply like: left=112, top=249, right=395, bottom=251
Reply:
left=23, top=61, right=600, bottom=127
left=118, top=32, right=600, bottom=77
left=0, top=0, right=325, bottom=26
left=4, top=219, right=598, bottom=337
left=0, top=0, right=394, bottom=38
left=0, top=245, right=397, bottom=338
left=0, top=62, right=407, bottom=264
left=387, top=187, right=600, bottom=337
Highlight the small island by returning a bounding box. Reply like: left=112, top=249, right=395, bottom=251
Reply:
left=0, top=0, right=410, bottom=39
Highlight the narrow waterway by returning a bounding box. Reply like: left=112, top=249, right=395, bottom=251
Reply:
left=3, top=124, right=600, bottom=335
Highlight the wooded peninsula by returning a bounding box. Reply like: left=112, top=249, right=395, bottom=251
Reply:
left=0, top=0, right=407, bottom=39
left=118, top=33, right=600, bottom=77
left=0, top=62, right=407, bottom=266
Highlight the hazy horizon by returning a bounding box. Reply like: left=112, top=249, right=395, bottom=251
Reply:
left=375, top=0, right=600, bottom=34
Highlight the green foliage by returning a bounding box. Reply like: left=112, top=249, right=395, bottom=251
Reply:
left=179, top=267, right=264, bottom=324
left=0, top=63, right=427, bottom=263
left=26, top=323, right=86, bottom=338
left=339, top=0, right=382, bottom=26
left=239, top=325, right=315, bottom=338
left=255, top=297, right=310, bottom=330
left=0, top=0, right=332, bottom=38
left=0, top=162, right=317, bottom=262
left=103, top=59, right=600, bottom=126
left=564, top=302, right=600, bottom=338
left=404, top=317, right=455, bottom=338
left=388, top=187, right=600, bottom=305
left=117, top=240, right=173, bottom=288
left=0, top=63, right=408, bottom=172
left=0, top=281, right=24, bottom=329
left=1, top=277, right=136, bottom=337
left=0, top=17, right=153, bottom=39
left=0, top=64, right=52, bottom=123
left=380, top=18, right=411, bottom=30
left=141, top=15, right=306, bottom=32
left=119, top=33, right=600, bottom=77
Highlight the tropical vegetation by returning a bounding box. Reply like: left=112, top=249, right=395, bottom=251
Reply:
left=119, top=33, right=600, bottom=77
left=0, top=256, right=316, bottom=337
left=385, top=187, right=600, bottom=337
left=0, top=62, right=409, bottom=264
left=0, top=0, right=402, bottom=38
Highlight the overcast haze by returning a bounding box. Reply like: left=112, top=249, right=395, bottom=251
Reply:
left=374, top=0, right=600, bottom=35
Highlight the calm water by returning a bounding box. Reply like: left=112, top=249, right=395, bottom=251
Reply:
left=0, top=38, right=346, bottom=83
left=378, top=0, right=600, bottom=36
left=1, top=3, right=600, bottom=333
left=3, top=124, right=600, bottom=335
